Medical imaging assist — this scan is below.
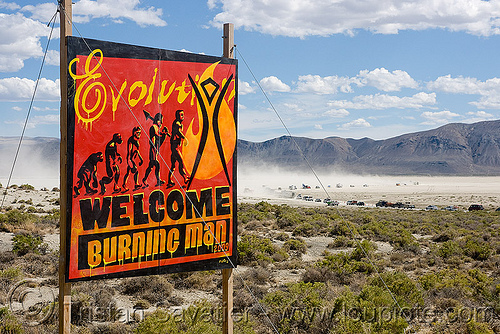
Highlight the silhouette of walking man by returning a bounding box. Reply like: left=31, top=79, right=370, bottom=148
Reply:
left=142, top=111, right=169, bottom=187
left=99, top=133, right=123, bottom=194
left=168, top=109, right=190, bottom=187
left=122, top=126, right=144, bottom=191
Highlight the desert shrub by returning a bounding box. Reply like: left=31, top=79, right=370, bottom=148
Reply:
left=134, top=303, right=222, bottom=334
left=392, top=228, right=419, bottom=252
left=238, top=202, right=274, bottom=224
left=0, top=266, right=22, bottom=279
left=0, top=307, right=23, bottom=334
left=12, top=233, right=45, bottom=255
left=466, top=320, right=495, bottom=334
left=241, top=267, right=271, bottom=285
left=301, top=266, right=335, bottom=283
left=262, top=282, right=329, bottom=333
left=121, top=275, right=173, bottom=305
left=19, top=184, right=35, bottom=190
left=328, top=235, right=355, bottom=248
left=182, top=271, right=216, bottom=291
left=317, top=250, right=374, bottom=284
left=366, top=271, right=424, bottom=308
left=88, top=322, right=134, bottom=334
left=292, top=222, right=315, bottom=237
left=237, top=234, right=288, bottom=265
left=419, top=268, right=494, bottom=303
left=464, top=237, right=492, bottom=261
left=329, top=221, right=351, bottom=237
left=276, top=210, right=303, bottom=230
left=283, top=238, right=307, bottom=253
left=436, top=240, right=462, bottom=259
left=350, top=240, right=376, bottom=261
left=0, top=209, right=34, bottom=225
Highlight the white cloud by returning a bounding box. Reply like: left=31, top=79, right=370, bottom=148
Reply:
left=339, top=118, right=371, bottom=130
left=428, top=75, right=500, bottom=109
left=71, top=0, right=166, bottom=27
left=314, top=124, right=323, bottom=130
left=44, top=50, right=59, bottom=66
left=464, top=110, right=495, bottom=123
left=296, top=75, right=360, bottom=94
left=0, top=13, right=51, bottom=72
left=210, top=0, right=500, bottom=37
left=420, top=110, right=460, bottom=124
left=6, top=113, right=59, bottom=129
left=238, top=79, right=255, bottom=95
left=324, top=109, right=349, bottom=118
left=0, top=77, right=60, bottom=101
left=328, top=92, right=436, bottom=110
left=0, top=1, right=20, bottom=10
left=357, top=68, right=418, bottom=92
left=259, top=76, right=291, bottom=93
left=21, top=3, right=58, bottom=22
left=283, top=103, right=303, bottom=113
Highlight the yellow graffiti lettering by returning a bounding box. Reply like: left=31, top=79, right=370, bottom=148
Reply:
left=128, top=81, right=147, bottom=107
left=110, top=81, right=127, bottom=118
left=88, top=240, right=102, bottom=267
left=145, top=68, right=158, bottom=106
left=118, top=234, right=132, bottom=262
left=69, top=49, right=107, bottom=130
left=158, top=80, right=176, bottom=104
left=176, top=79, right=190, bottom=104
left=167, top=228, right=180, bottom=256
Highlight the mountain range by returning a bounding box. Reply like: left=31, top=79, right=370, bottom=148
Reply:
left=1, top=120, right=500, bottom=181
left=237, top=120, right=500, bottom=175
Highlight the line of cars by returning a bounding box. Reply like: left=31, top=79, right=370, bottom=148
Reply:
left=295, top=194, right=490, bottom=212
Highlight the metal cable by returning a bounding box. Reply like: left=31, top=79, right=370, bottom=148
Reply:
left=59, top=7, right=281, bottom=333
left=236, top=45, right=414, bottom=331
left=0, top=10, right=58, bottom=209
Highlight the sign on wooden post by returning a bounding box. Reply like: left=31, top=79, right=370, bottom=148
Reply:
left=64, top=37, right=238, bottom=282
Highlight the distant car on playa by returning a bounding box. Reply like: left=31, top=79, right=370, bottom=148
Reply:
left=327, top=200, right=339, bottom=206
left=426, top=205, right=439, bottom=210
left=443, top=205, right=458, bottom=211
left=468, top=204, right=484, bottom=211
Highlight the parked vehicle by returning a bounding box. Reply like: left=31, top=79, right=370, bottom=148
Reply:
left=443, top=205, right=458, bottom=211
left=315, top=198, right=322, bottom=202
left=376, top=200, right=388, bottom=207
left=347, top=200, right=358, bottom=205
left=356, top=202, right=365, bottom=206
left=426, top=205, right=439, bottom=210
left=327, top=200, right=339, bottom=206
left=468, top=204, right=484, bottom=211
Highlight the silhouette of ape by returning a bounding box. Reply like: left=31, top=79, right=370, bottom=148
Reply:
left=74, top=152, right=103, bottom=196
left=99, top=133, right=123, bottom=194
left=122, top=126, right=144, bottom=191
left=167, top=109, right=190, bottom=187
left=142, top=111, right=170, bottom=187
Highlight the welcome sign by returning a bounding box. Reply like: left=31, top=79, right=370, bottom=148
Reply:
left=65, top=37, right=237, bottom=281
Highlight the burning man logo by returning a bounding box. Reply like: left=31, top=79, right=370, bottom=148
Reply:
left=184, top=62, right=236, bottom=189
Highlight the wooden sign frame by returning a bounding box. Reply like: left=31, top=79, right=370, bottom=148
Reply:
left=64, top=36, right=238, bottom=282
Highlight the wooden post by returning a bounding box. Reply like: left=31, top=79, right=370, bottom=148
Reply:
left=59, top=1, right=72, bottom=333
left=222, top=22, right=234, bottom=334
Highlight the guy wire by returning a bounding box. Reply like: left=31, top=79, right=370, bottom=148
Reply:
left=59, top=7, right=281, bottom=334
left=0, top=10, right=58, bottom=210
left=236, top=45, right=415, bottom=331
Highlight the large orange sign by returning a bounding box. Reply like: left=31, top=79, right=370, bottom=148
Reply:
left=65, top=37, right=237, bottom=281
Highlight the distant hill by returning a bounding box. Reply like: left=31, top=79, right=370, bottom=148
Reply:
left=238, top=120, right=500, bottom=175
left=1, top=120, right=500, bottom=183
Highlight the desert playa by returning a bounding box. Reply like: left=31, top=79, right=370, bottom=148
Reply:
left=238, top=172, right=500, bottom=210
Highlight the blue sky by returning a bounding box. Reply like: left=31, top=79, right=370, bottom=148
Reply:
left=1, top=0, right=500, bottom=142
